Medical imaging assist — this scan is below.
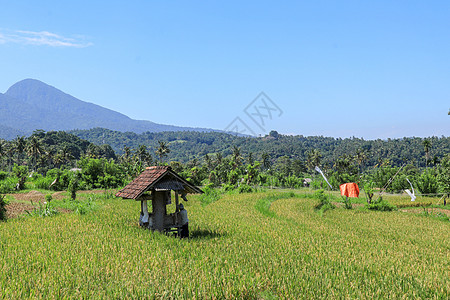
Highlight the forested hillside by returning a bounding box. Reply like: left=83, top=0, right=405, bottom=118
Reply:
left=0, top=129, right=448, bottom=200
left=71, top=128, right=450, bottom=168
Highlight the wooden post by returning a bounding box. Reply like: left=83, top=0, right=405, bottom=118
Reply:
left=175, top=191, right=180, bottom=236
left=142, top=200, right=149, bottom=224
left=152, top=191, right=166, bottom=232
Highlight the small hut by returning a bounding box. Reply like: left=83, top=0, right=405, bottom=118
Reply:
left=116, top=166, right=203, bottom=234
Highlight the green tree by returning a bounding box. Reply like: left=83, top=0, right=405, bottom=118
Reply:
left=13, top=164, right=29, bottom=190
left=0, top=140, right=6, bottom=169
left=417, top=169, right=439, bottom=196
left=422, top=139, right=431, bottom=168
left=204, top=154, right=213, bottom=170
left=231, top=146, right=242, bottom=169
left=437, top=154, right=450, bottom=196
left=247, top=152, right=254, bottom=166
left=155, top=141, right=170, bottom=164
left=261, top=152, right=271, bottom=171
left=13, top=136, right=26, bottom=165
left=307, top=149, right=322, bottom=172
left=27, top=136, right=43, bottom=171
left=136, top=145, right=151, bottom=166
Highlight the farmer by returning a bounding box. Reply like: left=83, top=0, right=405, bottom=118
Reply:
left=178, top=204, right=189, bottom=238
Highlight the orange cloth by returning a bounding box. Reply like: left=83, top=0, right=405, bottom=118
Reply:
left=340, top=183, right=359, bottom=198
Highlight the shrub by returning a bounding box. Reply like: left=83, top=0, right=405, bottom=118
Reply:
left=221, top=184, right=236, bottom=193
left=437, top=154, right=450, bottom=194
left=0, top=177, right=16, bottom=194
left=342, top=197, right=352, bottom=209
left=363, top=182, right=375, bottom=204
left=71, top=197, right=96, bottom=215
left=199, top=184, right=221, bottom=206
left=68, top=177, right=79, bottom=200
left=45, top=194, right=53, bottom=202
left=28, top=201, right=58, bottom=217
left=34, top=176, right=55, bottom=190
left=314, top=189, right=335, bottom=212
left=367, top=198, right=397, bottom=211
left=417, top=169, right=439, bottom=196
left=0, top=171, right=9, bottom=181
left=0, top=195, right=7, bottom=221
left=13, top=164, right=29, bottom=191
left=238, top=184, right=254, bottom=194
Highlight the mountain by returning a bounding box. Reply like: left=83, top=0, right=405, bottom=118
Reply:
left=0, top=79, right=214, bottom=140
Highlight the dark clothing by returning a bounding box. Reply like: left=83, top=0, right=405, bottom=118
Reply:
left=180, top=222, right=189, bottom=238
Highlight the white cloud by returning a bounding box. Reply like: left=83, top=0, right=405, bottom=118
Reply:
left=0, top=29, right=93, bottom=48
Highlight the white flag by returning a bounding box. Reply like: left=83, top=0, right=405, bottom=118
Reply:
left=315, top=166, right=333, bottom=189
left=405, top=178, right=416, bottom=201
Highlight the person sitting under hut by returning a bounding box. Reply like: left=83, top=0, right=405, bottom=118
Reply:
left=178, top=204, right=189, bottom=238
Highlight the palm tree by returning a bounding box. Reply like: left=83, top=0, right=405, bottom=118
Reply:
left=13, top=136, right=26, bottom=165
left=0, top=139, right=6, bottom=169
left=136, top=145, right=150, bottom=165
left=215, top=153, right=223, bottom=165
left=306, top=149, right=322, bottom=172
left=261, top=152, right=271, bottom=171
left=155, top=141, right=170, bottom=164
left=27, top=136, right=43, bottom=171
left=422, top=139, right=431, bottom=168
left=60, top=145, right=75, bottom=166
left=247, top=152, right=254, bottom=165
left=121, top=146, right=131, bottom=164
left=355, top=148, right=368, bottom=174
left=5, top=143, right=14, bottom=172
left=204, top=154, right=213, bottom=170
left=231, top=146, right=242, bottom=169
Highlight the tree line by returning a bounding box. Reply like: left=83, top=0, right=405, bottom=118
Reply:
left=0, top=129, right=448, bottom=199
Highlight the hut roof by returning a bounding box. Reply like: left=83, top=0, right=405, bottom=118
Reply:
left=116, top=166, right=203, bottom=200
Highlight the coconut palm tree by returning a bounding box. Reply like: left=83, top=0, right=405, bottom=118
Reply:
left=27, top=136, right=43, bottom=171
left=0, top=139, right=6, bottom=169
left=306, top=149, right=322, bottom=172
left=136, top=145, right=150, bottom=165
left=13, top=136, right=26, bottom=165
left=355, top=148, right=368, bottom=174
left=155, top=141, right=170, bottom=164
left=231, top=146, right=242, bottom=169
left=422, top=139, right=431, bottom=168
left=261, top=152, right=271, bottom=171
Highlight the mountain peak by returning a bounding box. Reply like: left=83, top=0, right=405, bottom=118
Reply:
left=7, top=78, right=54, bottom=92
left=0, top=79, right=215, bottom=139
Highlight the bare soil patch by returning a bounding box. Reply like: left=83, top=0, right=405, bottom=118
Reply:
left=10, top=190, right=46, bottom=203
left=399, top=207, right=450, bottom=217
left=51, top=191, right=66, bottom=200
left=5, top=202, right=34, bottom=219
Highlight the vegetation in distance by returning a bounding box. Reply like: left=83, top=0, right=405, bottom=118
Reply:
left=0, top=129, right=449, bottom=202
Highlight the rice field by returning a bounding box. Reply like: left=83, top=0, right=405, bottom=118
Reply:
left=0, top=190, right=449, bottom=299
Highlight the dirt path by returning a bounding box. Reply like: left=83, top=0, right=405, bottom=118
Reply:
left=3, top=189, right=110, bottom=218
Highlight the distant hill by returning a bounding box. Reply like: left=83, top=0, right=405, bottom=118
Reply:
left=0, top=79, right=215, bottom=140
left=0, top=122, right=26, bottom=140
left=71, top=127, right=450, bottom=168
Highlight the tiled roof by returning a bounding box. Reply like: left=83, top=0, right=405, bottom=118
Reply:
left=116, top=166, right=202, bottom=200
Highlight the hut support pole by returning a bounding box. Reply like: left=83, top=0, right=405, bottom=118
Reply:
left=175, top=191, right=181, bottom=236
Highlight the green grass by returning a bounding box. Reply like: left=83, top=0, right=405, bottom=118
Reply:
left=0, top=190, right=448, bottom=298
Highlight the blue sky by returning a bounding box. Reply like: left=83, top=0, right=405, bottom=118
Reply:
left=0, top=1, right=448, bottom=139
